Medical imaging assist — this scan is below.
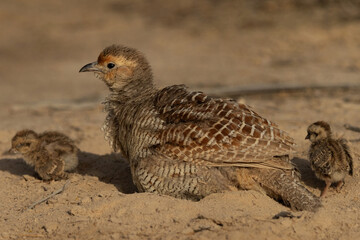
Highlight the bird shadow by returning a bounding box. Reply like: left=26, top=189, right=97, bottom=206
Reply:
left=76, top=151, right=137, bottom=194
left=0, top=154, right=322, bottom=195
left=0, top=151, right=137, bottom=194
left=291, top=157, right=324, bottom=191
left=0, top=157, right=36, bottom=177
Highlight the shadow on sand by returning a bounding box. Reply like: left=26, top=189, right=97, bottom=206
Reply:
left=0, top=151, right=137, bottom=194
left=76, top=151, right=137, bottom=194
left=0, top=157, right=35, bottom=177
left=0, top=153, right=323, bottom=195
left=291, top=157, right=324, bottom=191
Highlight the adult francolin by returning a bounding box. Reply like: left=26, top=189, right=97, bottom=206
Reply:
left=80, top=44, right=321, bottom=211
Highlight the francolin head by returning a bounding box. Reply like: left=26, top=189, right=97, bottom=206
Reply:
left=10, top=130, right=79, bottom=181
left=306, top=121, right=353, bottom=197
left=80, top=44, right=321, bottom=211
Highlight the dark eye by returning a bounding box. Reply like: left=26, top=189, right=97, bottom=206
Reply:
left=107, top=63, right=115, bottom=69
left=16, top=143, right=30, bottom=148
left=314, top=132, right=318, bottom=137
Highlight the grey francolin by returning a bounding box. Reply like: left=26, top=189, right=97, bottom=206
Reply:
left=10, top=130, right=79, bottom=181
left=306, top=121, right=353, bottom=197
left=80, top=44, right=321, bottom=211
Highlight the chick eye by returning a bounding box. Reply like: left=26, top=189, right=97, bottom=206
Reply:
left=107, top=63, right=115, bottom=69
left=16, top=143, right=30, bottom=148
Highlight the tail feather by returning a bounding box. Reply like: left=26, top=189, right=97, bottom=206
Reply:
left=256, top=169, right=322, bottom=212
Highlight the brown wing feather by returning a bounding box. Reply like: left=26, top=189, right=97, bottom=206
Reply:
left=154, top=85, right=295, bottom=169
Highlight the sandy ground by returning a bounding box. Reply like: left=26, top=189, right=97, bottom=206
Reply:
left=1, top=1, right=360, bottom=239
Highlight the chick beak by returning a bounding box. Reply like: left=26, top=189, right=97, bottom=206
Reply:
left=305, top=133, right=310, bottom=140
left=3, top=148, right=16, bottom=155
left=79, top=62, right=100, bottom=73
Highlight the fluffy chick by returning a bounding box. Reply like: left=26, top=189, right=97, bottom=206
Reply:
left=10, top=129, right=79, bottom=181
left=306, top=121, right=353, bottom=197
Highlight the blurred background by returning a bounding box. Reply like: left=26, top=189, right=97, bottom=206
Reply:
left=1, top=0, right=360, bottom=109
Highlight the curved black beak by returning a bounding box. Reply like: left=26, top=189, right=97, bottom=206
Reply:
left=79, top=62, right=100, bottom=73
left=305, top=133, right=310, bottom=140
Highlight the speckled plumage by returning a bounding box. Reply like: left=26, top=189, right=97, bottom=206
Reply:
left=80, top=44, right=321, bottom=211
left=10, top=130, right=79, bottom=180
left=306, top=121, right=353, bottom=197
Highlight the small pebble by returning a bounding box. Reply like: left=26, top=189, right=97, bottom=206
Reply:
left=42, top=222, right=57, bottom=234
left=23, top=175, right=35, bottom=181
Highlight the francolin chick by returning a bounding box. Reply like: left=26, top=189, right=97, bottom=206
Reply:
left=79, top=44, right=321, bottom=211
left=306, top=121, right=353, bottom=197
left=10, top=130, right=79, bottom=181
